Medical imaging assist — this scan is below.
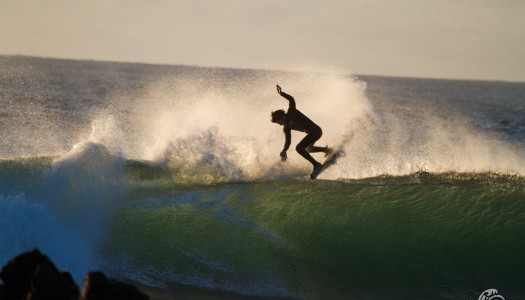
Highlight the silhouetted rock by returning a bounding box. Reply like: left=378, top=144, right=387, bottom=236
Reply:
left=0, top=249, right=80, bottom=300
left=80, top=272, right=148, bottom=300
left=0, top=249, right=150, bottom=300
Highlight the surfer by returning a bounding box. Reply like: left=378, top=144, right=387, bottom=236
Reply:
left=271, top=84, right=332, bottom=177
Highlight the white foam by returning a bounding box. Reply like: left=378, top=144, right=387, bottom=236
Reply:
left=323, top=105, right=525, bottom=179
left=111, top=71, right=372, bottom=181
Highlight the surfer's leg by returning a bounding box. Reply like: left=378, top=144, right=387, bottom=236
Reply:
left=296, top=143, right=320, bottom=168
left=296, top=129, right=322, bottom=168
left=301, top=128, right=331, bottom=156
left=307, top=145, right=333, bottom=158
left=304, top=129, right=331, bottom=156
left=306, top=145, right=329, bottom=153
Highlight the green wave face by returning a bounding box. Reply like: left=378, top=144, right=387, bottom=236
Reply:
left=103, top=177, right=525, bottom=299
left=2, top=156, right=524, bottom=299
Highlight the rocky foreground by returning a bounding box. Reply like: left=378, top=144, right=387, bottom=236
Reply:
left=0, top=249, right=148, bottom=300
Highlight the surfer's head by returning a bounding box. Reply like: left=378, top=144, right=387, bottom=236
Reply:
left=271, top=109, right=286, bottom=125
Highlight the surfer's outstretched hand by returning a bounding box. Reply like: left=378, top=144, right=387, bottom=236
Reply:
left=280, top=150, right=287, bottom=162
left=276, top=84, right=282, bottom=94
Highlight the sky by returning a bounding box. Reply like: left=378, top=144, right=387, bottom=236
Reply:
left=1, top=0, right=524, bottom=81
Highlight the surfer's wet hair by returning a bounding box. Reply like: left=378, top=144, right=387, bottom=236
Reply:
left=271, top=109, right=286, bottom=123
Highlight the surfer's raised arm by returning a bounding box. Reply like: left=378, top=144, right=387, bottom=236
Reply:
left=276, top=85, right=296, bottom=110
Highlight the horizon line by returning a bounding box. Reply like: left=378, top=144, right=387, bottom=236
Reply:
left=2, top=54, right=523, bottom=84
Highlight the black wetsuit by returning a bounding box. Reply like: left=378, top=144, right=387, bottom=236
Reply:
left=280, top=92, right=325, bottom=167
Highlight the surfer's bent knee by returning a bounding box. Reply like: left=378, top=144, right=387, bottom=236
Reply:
left=296, top=128, right=322, bottom=153
left=310, top=127, right=323, bottom=142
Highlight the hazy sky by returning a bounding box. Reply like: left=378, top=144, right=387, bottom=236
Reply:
left=1, top=0, right=524, bottom=81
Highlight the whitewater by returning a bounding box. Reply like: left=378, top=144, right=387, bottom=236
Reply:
left=1, top=56, right=524, bottom=299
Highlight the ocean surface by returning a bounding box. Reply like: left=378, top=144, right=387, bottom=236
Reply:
left=1, top=56, right=524, bottom=299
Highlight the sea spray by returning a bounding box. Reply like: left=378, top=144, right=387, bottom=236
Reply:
left=123, top=70, right=372, bottom=182
left=323, top=80, right=525, bottom=179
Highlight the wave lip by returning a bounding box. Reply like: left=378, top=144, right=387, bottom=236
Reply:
left=335, top=171, right=525, bottom=186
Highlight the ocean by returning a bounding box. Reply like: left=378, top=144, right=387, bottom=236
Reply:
left=1, top=56, right=524, bottom=299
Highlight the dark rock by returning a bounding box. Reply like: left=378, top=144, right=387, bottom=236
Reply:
left=0, top=249, right=39, bottom=299
left=0, top=249, right=80, bottom=300
left=80, top=272, right=149, bottom=300
left=1, top=250, right=149, bottom=300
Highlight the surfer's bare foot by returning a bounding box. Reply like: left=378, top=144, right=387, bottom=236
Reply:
left=324, top=147, right=333, bottom=157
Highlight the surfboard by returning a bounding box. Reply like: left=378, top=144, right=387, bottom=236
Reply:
left=310, top=150, right=342, bottom=180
